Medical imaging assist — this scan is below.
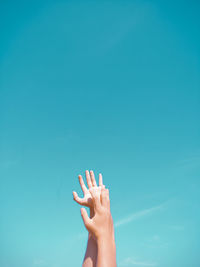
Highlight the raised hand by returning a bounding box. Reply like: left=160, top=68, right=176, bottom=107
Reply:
left=73, top=170, right=104, bottom=208
left=80, top=186, right=114, bottom=240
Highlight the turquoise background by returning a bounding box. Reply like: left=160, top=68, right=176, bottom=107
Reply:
left=0, top=1, right=200, bottom=266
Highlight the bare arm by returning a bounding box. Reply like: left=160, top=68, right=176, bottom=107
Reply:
left=96, top=231, right=116, bottom=267
left=82, top=208, right=97, bottom=267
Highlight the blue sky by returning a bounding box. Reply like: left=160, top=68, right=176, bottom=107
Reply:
left=0, top=1, right=200, bottom=266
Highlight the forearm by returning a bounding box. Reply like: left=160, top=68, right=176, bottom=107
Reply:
left=82, top=208, right=97, bottom=267
left=96, top=231, right=116, bottom=267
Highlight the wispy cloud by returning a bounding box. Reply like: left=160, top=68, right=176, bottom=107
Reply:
left=141, top=235, right=169, bottom=249
left=115, top=202, right=166, bottom=228
left=33, top=259, right=48, bottom=266
left=119, top=257, right=157, bottom=266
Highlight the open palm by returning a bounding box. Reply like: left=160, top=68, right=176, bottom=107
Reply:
left=73, top=170, right=104, bottom=208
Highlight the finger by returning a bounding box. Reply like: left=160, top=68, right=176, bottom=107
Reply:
left=106, top=188, right=110, bottom=209
left=99, top=173, right=103, bottom=186
left=86, top=170, right=92, bottom=189
left=101, top=188, right=107, bottom=206
left=80, top=208, right=91, bottom=228
left=89, top=188, right=101, bottom=211
left=73, top=191, right=84, bottom=205
left=101, top=188, right=110, bottom=208
left=90, top=170, right=97, bottom=187
left=100, top=185, right=105, bottom=204
left=78, top=175, right=88, bottom=193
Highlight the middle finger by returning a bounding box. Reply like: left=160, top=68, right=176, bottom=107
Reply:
left=90, top=170, right=97, bottom=187
left=85, top=170, right=92, bottom=188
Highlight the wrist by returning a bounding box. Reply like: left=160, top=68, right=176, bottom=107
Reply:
left=96, top=229, right=115, bottom=245
left=96, top=216, right=115, bottom=242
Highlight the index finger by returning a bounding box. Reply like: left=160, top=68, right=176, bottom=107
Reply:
left=78, top=175, right=88, bottom=193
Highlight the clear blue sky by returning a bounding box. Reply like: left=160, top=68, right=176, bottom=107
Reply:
left=0, top=1, right=200, bottom=266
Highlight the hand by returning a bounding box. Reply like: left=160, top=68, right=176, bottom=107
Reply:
left=80, top=186, right=114, bottom=241
left=73, top=170, right=104, bottom=209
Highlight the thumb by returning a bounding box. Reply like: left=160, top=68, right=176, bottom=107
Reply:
left=80, top=208, right=91, bottom=228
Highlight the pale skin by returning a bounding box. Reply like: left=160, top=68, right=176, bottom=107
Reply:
left=73, top=170, right=117, bottom=267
